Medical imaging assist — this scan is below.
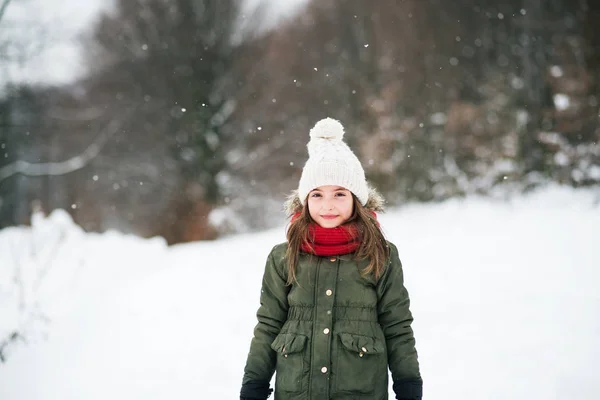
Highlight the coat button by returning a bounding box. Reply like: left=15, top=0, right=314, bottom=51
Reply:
left=326, top=289, right=332, bottom=296
left=323, top=328, right=330, bottom=335
left=321, top=367, right=328, bottom=373
left=329, top=257, right=336, bottom=262
left=361, top=347, right=367, bottom=352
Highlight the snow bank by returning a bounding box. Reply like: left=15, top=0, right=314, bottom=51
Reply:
left=0, top=185, right=599, bottom=400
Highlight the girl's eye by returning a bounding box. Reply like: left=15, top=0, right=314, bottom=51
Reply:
left=310, top=193, right=322, bottom=198
left=335, top=192, right=347, bottom=197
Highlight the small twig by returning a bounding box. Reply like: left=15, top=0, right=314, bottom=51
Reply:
left=11, top=235, right=25, bottom=315
left=0, top=332, right=23, bottom=363
left=32, top=229, right=66, bottom=292
left=0, top=0, right=12, bottom=24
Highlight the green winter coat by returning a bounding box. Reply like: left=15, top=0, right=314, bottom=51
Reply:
left=241, top=192, right=421, bottom=400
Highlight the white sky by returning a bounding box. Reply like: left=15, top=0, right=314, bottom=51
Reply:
left=1, top=0, right=308, bottom=87
left=0, top=0, right=115, bottom=85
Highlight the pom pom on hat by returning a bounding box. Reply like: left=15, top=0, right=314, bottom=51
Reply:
left=309, top=117, right=345, bottom=140
left=298, top=118, right=369, bottom=205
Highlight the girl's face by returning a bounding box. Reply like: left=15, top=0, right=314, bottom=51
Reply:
left=307, top=185, right=354, bottom=228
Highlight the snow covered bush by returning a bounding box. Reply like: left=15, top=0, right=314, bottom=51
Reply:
left=0, top=210, right=85, bottom=361
left=0, top=209, right=169, bottom=362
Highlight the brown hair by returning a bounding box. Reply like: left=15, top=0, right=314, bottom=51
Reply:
left=285, top=194, right=389, bottom=285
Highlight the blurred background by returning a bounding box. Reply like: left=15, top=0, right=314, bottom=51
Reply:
left=1, top=0, right=599, bottom=244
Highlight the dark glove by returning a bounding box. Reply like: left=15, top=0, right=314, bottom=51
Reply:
left=240, top=381, right=273, bottom=400
left=394, top=379, right=423, bottom=400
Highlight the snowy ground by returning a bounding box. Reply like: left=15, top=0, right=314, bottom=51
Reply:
left=0, top=185, right=599, bottom=400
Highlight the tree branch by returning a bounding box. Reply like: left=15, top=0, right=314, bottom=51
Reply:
left=0, top=0, right=11, bottom=24
left=0, top=110, right=132, bottom=182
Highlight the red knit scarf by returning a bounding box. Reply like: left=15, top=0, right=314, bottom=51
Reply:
left=292, top=213, right=377, bottom=256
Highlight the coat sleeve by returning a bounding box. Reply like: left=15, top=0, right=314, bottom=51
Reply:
left=241, top=245, right=290, bottom=397
left=376, top=242, right=423, bottom=400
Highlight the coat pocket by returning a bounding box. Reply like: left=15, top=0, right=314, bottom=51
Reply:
left=270, top=333, right=308, bottom=392
left=335, top=332, right=385, bottom=394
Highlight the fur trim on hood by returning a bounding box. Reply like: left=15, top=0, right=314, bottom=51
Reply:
left=283, top=186, right=385, bottom=217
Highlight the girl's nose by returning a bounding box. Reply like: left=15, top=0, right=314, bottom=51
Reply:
left=322, top=202, right=334, bottom=211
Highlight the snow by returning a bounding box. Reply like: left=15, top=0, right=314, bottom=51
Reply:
left=429, top=112, right=447, bottom=125
left=1, top=185, right=600, bottom=399
left=553, top=93, right=571, bottom=111
left=590, top=165, right=600, bottom=180
left=550, top=66, right=564, bottom=78
left=244, top=0, right=308, bottom=23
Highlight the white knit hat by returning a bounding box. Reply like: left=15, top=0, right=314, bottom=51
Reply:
left=298, top=118, right=369, bottom=205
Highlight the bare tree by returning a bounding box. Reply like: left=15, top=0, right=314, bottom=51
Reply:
left=0, top=112, right=130, bottom=182
left=59, top=0, right=250, bottom=242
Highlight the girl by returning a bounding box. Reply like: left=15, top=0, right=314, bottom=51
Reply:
left=240, top=118, right=422, bottom=400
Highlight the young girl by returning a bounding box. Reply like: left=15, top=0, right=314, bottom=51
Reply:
left=240, top=118, right=422, bottom=400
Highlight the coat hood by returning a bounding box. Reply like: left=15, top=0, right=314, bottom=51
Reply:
left=283, top=186, right=385, bottom=217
